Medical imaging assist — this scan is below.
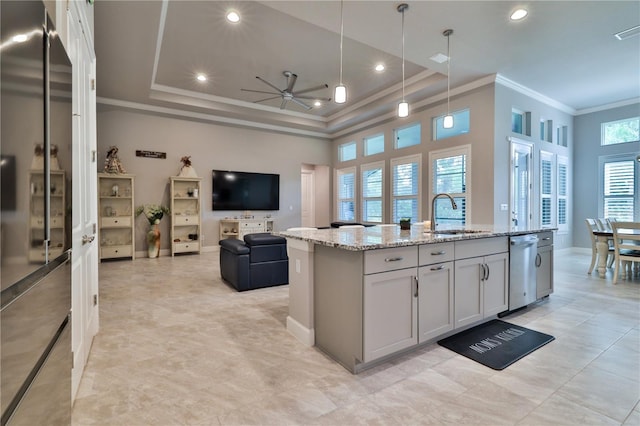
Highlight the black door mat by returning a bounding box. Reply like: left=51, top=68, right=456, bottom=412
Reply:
left=437, top=319, right=555, bottom=370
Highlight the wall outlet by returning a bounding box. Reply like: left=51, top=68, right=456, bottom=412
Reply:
left=295, top=259, right=301, bottom=274
left=500, top=204, right=508, bottom=211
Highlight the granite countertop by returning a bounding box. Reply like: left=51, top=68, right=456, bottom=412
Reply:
left=277, top=224, right=554, bottom=251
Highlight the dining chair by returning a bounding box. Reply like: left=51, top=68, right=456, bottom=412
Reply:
left=611, top=221, right=640, bottom=284
left=586, top=218, right=614, bottom=274
left=597, top=218, right=611, bottom=231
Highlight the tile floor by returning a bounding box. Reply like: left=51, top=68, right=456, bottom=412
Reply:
left=72, top=250, right=640, bottom=425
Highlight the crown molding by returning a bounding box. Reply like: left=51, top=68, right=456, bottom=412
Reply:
left=575, top=97, right=640, bottom=115
left=96, top=97, right=331, bottom=140
left=495, top=74, right=576, bottom=115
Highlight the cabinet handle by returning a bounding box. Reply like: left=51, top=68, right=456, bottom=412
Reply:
left=413, top=276, right=418, bottom=298
left=535, top=253, right=541, bottom=267
left=384, top=256, right=403, bottom=262
left=542, top=237, right=551, bottom=241
left=431, top=250, right=446, bottom=255
left=480, top=264, right=487, bottom=281
left=430, top=265, right=445, bottom=271
left=485, top=263, right=490, bottom=281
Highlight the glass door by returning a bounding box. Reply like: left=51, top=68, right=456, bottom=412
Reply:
left=510, top=140, right=533, bottom=231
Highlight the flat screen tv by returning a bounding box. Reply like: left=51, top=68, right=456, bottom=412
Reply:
left=212, top=170, right=280, bottom=211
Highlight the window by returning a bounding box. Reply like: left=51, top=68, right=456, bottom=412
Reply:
left=364, top=133, right=384, bottom=156
left=557, top=125, right=568, bottom=147
left=430, top=146, right=470, bottom=227
left=511, top=108, right=531, bottom=136
left=557, top=156, right=568, bottom=232
left=433, top=109, right=470, bottom=140
left=540, top=119, right=553, bottom=142
left=339, top=141, right=356, bottom=162
left=601, top=117, right=640, bottom=146
left=391, top=155, right=421, bottom=223
left=361, top=161, right=384, bottom=223
left=395, top=122, right=421, bottom=149
left=336, top=167, right=356, bottom=221
left=600, top=156, right=637, bottom=221
left=540, top=151, right=554, bottom=227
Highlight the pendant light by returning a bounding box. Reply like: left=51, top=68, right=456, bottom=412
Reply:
left=443, top=29, right=454, bottom=129
left=334, top=0, right=347, bottom=104
left=397, top=3, right=409, bottom=118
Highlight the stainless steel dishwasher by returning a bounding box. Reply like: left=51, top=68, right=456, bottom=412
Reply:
left=508, top=234, right=539, bottom=311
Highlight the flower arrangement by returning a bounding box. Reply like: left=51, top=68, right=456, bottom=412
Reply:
left=135, top=204, right=170, bottom=226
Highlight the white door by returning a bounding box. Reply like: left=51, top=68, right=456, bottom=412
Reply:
left=68, top=10, right=99, bottom=400
left=301, top=169, right=315, bottom=227
left=510, top=140, right=533, bottom=231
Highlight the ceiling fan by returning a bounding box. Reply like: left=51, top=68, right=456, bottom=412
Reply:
left=241, top=71, right=331, bottom=110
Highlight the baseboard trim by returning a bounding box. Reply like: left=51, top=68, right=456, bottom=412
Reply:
left=286, top=316, right=315, bottom=347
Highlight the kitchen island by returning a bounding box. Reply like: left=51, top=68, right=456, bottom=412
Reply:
left=279, top=224, right=553, bottom=373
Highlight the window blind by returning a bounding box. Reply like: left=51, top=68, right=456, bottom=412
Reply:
left=604, top=160, right=635, bottom=220
left=362, top=166, right=383, bottom=222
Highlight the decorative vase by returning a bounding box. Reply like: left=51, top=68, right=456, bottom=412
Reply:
left=147, top=224, right=161, bottom=258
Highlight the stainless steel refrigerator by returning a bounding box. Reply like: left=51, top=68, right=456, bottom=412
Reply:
left=1, top=1, right=73, bottom=424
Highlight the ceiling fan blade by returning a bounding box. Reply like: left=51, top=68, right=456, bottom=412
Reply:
left=295, top=95, right=331, bottom=101
left=291, top=97, right=312, bottom=110
left=293, top=83, right=329, bottom=96
left=253, top=95, right=282, bottom=103
left=256, top=76, right=284, bottom=93
left=286, top=73, right=298, bottom=92
left=280, top=99, right=288, bottom=110
left=241, top=88, right=280, bottom=95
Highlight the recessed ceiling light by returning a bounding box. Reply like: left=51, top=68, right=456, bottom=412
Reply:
left=314, top=100, right=322, bottom=107
left=510, top=8, right=528, bottom=21
left=614, top=25, right=640, bottom=40
left=374, top=63, right=385, bottom=72
left=12, top=34, right=28, bottom=43
left=430, top=53, right=448, bottom=64
left=226, top=10, right=240, bottom=23
left=196, top=74, right=207, bottom=82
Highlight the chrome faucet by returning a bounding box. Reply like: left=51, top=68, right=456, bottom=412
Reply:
left=430, top=193, right=458, bottom=231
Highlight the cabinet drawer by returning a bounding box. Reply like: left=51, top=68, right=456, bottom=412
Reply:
left=419, top=242, right=454, bottom=265
left=537, top=231, right=553, bottom=247
left=101, top=245, right=132, bottom=258
left=455, top=237, right=508, bottom=260
left=240, top=221, right=264, bottom=229
left=364, top=246, right=418, bottom=274
left=174, top=215, right=198, bottom=226
left=173, top=242, right=200, bottom=253
left=101, top=217, right=132, bottom=228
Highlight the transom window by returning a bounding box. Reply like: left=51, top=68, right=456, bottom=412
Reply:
left=433, top=109, right=470, bottom=141
left=339, top=141, right=357, bottom=162
left=364, top=133, right=385, bottom=156
left=394, top=122, right=421, bottom=149
left=391, top=155, right=421, bottom=223
left=361, top=161, right=384, bottom=223
left=601, top=117, right=639, bottom=146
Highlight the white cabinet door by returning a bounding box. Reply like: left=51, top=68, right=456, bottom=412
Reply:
left=454, top=258, right=483, bottom=328
left=483, top=252, right=509, bottom=317
left=536, top=245, right=553, bottom=298
left=363, top=268, right=417, bottom=362
left=418, top=262, right=454, bottom=342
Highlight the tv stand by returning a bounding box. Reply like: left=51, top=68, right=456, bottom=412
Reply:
left=219, top=218, right=274, bottom=241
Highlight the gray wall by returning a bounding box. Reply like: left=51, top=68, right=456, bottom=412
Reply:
left=96, top=109, right=331, bottom=252
left=573, top=103, right=640, bottom=248
left=494, top=83, right=574, bottom=249
left=331, top=83, right=496, bottom=226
